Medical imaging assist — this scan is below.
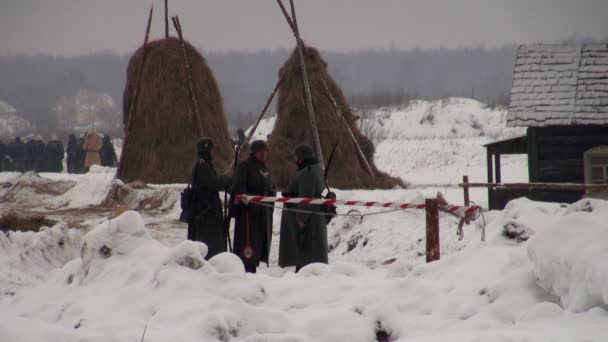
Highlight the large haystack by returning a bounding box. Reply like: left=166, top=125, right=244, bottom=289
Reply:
left=267, top=46, right=404, bottom=189
left=118, top=37, right=233, bottom=184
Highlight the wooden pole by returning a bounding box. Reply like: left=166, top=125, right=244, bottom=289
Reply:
left=275, top=0, right=296, bottom=32
left=321, top=78, right=374, bottom=176
left=425, top=198, right=440, bottom=263
left=172, top=16, right=203, bottom=135
left=495, top=154, right=502, bottom=183
left=117, top=6, right=153, bottom=179
left=463, top=175, right=470, bottom=206
left=460, top=182, right=608, bottom=191
left=164, top=0, right=169, bottom=38
left=463, top=175, right=470, bottom=224
left=276, top=0, right=325, bottom=170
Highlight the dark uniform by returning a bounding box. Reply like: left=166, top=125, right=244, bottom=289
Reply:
left=100, top=136, right=118, bottom=167
left=189, top=137, right=232, bottom=260
left=278, top=144, right=328, bottom=271
left=231, top=140, right=274, bottom=273
left=45, top=140, right=64, bottom=172
left=66, top=135, right=78, bottom=173
left=7, top=137, right=26, bottom=172
left=74, top=138, right=86, bottom=174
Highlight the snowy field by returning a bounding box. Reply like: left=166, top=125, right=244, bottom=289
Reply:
left=2, top=98, right=607, bottom=341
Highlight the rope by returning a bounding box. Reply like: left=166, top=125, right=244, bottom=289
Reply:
left=247, top=198, right=488, bottom=242
left=454, top=200, right=486, bottom=242
left=249, top=201, right=407, bottom=218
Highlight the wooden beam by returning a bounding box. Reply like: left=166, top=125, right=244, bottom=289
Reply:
left=275, top=0, right=325, bottom=170
left=172, top=16, right=203, bottom=135
left=495, top=154, right=501, bottom=183
left=459, top=182, right=608, bottom=191
left=117, top=6, right=153, bottom=179
left=164, top=0, right=169, bottom=38
left=487, top=149, right=494, bottom=184
left=527, top=127, right=539, bottom=182
left=425, top=198, right=440, bottom=263
left=463, top=175, right=470, bottom=206
left=321, top=78, right=374, bottom=176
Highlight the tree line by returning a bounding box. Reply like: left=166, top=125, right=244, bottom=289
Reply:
left=0, top=44, right=541, bottom=135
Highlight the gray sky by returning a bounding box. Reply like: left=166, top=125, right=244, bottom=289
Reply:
left=1, top=0, right=607, bottom=55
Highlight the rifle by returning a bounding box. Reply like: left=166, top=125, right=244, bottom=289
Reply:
left=324, top=141, right=339, bottom=193
left=223, top=143, right=239, bottom=252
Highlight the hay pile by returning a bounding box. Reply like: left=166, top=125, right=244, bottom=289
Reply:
left=118, top=37, right=233, bottom=184
left=267, top=46, right=404, bottom=189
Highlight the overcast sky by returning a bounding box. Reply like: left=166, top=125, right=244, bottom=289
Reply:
left=1, top=0, right=607, bottom=56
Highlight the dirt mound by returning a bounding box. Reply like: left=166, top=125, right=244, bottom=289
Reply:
left=0, top=211, right=59, bottom=233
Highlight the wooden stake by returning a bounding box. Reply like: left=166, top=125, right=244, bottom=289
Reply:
left=172, top=16, right=203, bottom=135
left=463, top=175, right=470, bottom=206
left=321, top=78, right=374, bottom=176
left=425, top=198, right=440, bottom=263
left=463, top=175, right=470, bottom=224
left=117, top=6, right=153, bottom=179
left=276, top=0, right=325, bottom=170
left=164, top=0, right=169, bottom=38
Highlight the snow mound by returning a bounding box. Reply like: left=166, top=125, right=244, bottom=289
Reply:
left=361, top=98, right=523, bottom=141
left=0, top=222, right=82, bottom=291
left=528, top=199, right=608, bottom=312
left=87, top=165, right=116, bottom=174
left=0, top=172, right=75, bottom=204
left=102, top=180, right=181, bottom=213
left=3, top=207, right=608, bottom=341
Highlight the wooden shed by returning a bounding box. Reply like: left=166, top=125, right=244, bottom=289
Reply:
left=486, top=44, right=608, bottom=209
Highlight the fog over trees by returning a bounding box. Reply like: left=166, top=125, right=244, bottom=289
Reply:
left=0, top=37, right=603, bottom=136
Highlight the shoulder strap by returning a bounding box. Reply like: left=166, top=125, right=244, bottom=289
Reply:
left=189, top=159, right=201, bottom=189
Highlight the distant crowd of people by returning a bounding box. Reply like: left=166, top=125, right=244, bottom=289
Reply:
left=0, top=129, right=117, bottom=173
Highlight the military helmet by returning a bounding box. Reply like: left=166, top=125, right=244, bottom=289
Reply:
left=249, top=140, right=268, bottom=154
left=196, top=137, right=215, bottom=155
left=294, top=144, right=314, bottom=160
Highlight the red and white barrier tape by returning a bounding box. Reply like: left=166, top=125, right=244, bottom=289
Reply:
left=235, top=195, right=480, bottom=217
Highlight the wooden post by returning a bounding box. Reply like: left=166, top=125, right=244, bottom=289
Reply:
left=495, top=154, right=502, bottom=183
left=487, top=150, right=494, bottom=184
left=117, top=6, right=153, bottom=179
left=172, top=16, right=203, bottom=135
left=425, top=198, right=440, bottom=263
left=321, top=78, right=374, bottom=176
left=463, top=175, right=471, bottom=224
left=276, top=0, right=325, bottom=171
left=164, top=0, right=169, bottom=38
left=463, top=175, right=470, bottom=206
left=487, top=149, right=494, bottom=209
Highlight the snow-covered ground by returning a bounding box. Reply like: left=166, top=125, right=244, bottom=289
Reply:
left=2, top=98, right=607, bottom=341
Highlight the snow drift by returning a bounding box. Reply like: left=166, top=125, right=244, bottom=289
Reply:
left=528, top=199, right=608, bottom=312
left=2, top=202, right=608, bottom=341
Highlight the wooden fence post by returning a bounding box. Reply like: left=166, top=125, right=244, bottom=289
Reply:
left=463, top=175, right=470, bottom=206
left=425, top=198, right=440, bottom=263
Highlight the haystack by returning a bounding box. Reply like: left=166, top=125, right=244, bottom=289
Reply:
left=267, top=46, right=404, bottom=189
left=118, top=37, right=233, bottom=184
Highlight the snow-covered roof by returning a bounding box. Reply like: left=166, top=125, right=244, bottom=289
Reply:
left=507, top=44, right=608, bottom=127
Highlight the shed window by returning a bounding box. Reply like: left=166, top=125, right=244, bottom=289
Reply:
left=585, top=146, right=608, bottom=185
